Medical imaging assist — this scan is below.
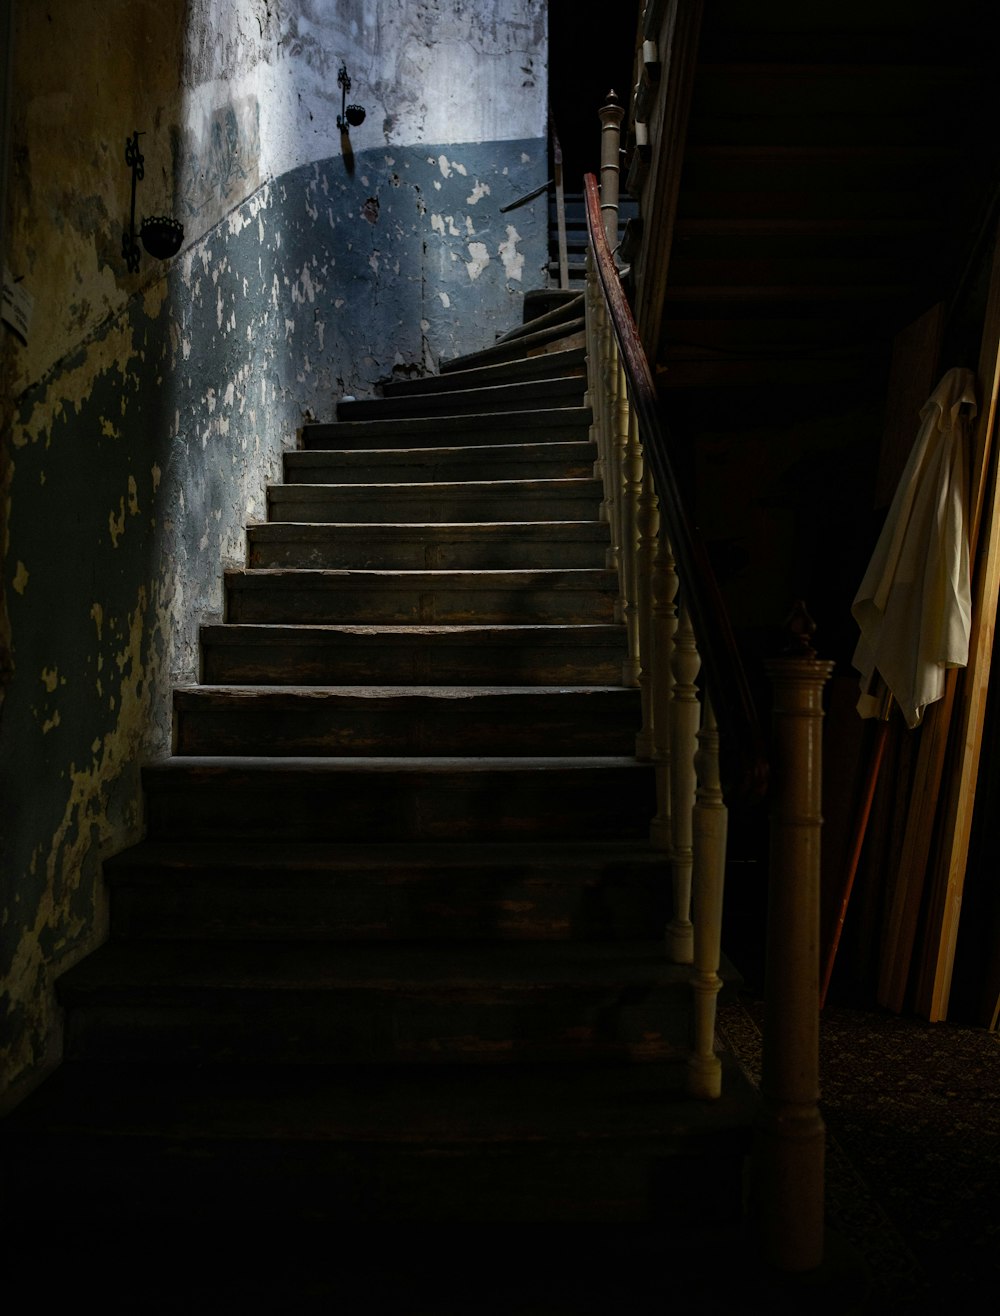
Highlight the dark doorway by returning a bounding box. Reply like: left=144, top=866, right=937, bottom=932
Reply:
left=548, top=1, right=639, bottom=188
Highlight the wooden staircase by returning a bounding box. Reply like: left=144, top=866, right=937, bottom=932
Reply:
left=0, top=311, right=756, bottom=1254
left=547, top=192, right=641, bottom=290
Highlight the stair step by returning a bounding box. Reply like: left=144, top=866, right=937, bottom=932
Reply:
left=492, top=295, right=586, bottom=346
left=173, top=685, right=641, bottom=756
left=105, top=839, right=668, bottom=941
left=522, top=289, right=585, bottom=324
left=224, top=567, right=618, bottom=625
left=547, top=259, right=587, bottom=277
left=379, top=346, right=586, bottom=398
left=301, top=406, right=591, bottom=450
left=1, top=1059, right=754, bottom=1223
left=339, top=375, right=586, bottom=421
left=267, top=478, right=604, bottom=524
left=247, top=520, right=611, bottom=570
left=57, top=939, right=686, bottom=1065
left=439, top=319, right=586, bottom=374
left=549, top=195, right=639, bottom=224
left=284, top=440, right=596, bottom=485
left=200, top=622, right=627, bottom=685
left=142, top=755, right=656, bottom=842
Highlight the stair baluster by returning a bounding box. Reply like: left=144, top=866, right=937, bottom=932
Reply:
left=621, top=407, right=644, bottom=689
left=649, top=527, right=677, bottom=853
left=584, top=250, right=608, bottom=520
left=634, top=452, right=658, bottom=758
left=620, top=369, right=642, bottom=684
left=666, top=602, right=699, bottom=965
left=603, top=299, right=623, bottom=576
left=689, top=694, right=727, bottom=1098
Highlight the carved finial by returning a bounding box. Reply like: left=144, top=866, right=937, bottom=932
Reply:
left=783, top=600, right=817, bottom=658
left=603, top=88, right=621, bottom=106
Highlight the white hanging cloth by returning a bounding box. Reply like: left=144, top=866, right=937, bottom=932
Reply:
left=852, top=366, right=976, bottom=729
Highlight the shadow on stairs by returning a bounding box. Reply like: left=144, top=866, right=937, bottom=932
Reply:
left=0, top=301, right=758, bottom=1268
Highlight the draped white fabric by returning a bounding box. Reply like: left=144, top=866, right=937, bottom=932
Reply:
left=852, top=367, right=976, bottom=728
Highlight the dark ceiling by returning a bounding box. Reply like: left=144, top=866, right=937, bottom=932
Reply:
left=659, top=0, right=1000, bottom=379
left=548, top=1, right=641, bottom=182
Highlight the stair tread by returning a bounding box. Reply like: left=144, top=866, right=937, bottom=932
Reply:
left=286, top=439, right=594, bottom=461
left=270, top=477, right=601, bottom=493
left=57, top=938, right=686, bottom=995
left=441, top=321, right=587, bottom=373
left=490, top=302, right=586, bottom=347
left=174, top=684, right=637, bottom=701
left=248, top=519, right=608, bottom=532
left=302, top=406, right=591, bottom=443
left=226, top=567, right=616, bottom=584
left=104, top=836, right=663, bottom=875
left=202, top=621, right=625, bottom=637
left=379, top=347, right=586, bottom=397
left=5, top=1058, right=755, bottom=1144
left=146, top=754, right=649, bottom=774
left=339, top=376, right=585, bottom=418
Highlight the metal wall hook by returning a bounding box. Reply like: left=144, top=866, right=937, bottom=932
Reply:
left=122, top=131, right=145, bottom=273
left=337, top=64, right=366, bottom=131
left=123, top=129, right=184, bottom=271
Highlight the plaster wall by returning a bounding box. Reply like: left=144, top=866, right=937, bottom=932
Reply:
left=0, top=0, right=549, bottom=1102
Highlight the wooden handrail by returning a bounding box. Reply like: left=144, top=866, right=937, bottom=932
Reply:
left=583, top=172, right=768, bottom=802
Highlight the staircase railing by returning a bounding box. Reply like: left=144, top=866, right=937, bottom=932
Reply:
left=582, top=168, right=833, bottom=1272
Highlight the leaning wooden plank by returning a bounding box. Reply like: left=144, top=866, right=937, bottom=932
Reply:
left=914, top=225, right=1000, bottom=1019
left=876, top=681, right=958, bottom=1012
left=916, top=475, right=1000, bottom=1019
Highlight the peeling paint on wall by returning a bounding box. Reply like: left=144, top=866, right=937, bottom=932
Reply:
left=0, top=133, right=546, bottom=1105
left=1, top=0, right=549, bottom=1107
left=466, top=241, right=491, bottom=281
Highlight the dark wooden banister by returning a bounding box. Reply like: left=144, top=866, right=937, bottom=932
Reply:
left=583, top=172, right=768, bottom=802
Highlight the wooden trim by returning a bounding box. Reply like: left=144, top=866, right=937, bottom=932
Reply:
left=632, top=0, right=704, bottom=357
left=584, top=173, right=767, bottom=803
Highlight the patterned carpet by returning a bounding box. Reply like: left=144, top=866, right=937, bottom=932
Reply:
left=718, top=996, right=1000, bottom=1313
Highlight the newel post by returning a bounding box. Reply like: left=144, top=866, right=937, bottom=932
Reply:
left=751, top=604, right=833, bottom=1273
left=598, top=90, right=624, bottom=251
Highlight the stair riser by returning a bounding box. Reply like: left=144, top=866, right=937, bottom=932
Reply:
left=268, top=485, right=602, bottom=524
left=174, top=696, right=641, bottom=757
left=200, top=629, right=626, bottom=686
left=224, top=580, right=617, bottom=626
left=109, top=867, right=669, bottom=942
left=339, top=377, right=586, bottom=421
left=284, top=447, right=595, bottom=485
left=302, top=412, right=591, bottom=450
left=1, top=1136, right=745, bottom=1225
left=63, top=982, right=686, bottom=1066
left=247, top=526, right=610, bottom=570
left=143, top=767, right=656, bottom=843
